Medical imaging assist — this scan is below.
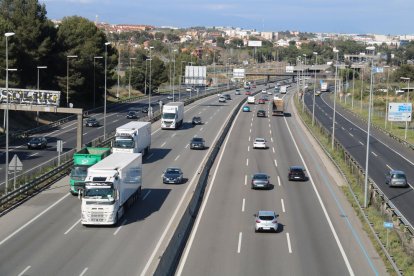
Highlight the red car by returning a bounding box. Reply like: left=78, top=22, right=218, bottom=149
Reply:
left=245, top=91, right=252, bottom=95
left=258, top=98, right=265, bottom=104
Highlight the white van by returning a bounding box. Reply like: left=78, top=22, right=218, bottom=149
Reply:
left=247, top=96, right=255, bottom=104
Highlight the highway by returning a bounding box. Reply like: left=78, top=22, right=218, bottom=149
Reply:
left=0, top=85, right=263, bottom=275
left=177, top=88, right=386, bottom=275
left=304, top=91, right=414, bottom=228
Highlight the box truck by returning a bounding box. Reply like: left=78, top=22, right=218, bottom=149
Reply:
left=280, top=85, right=287, bottom=94
left=113, top=121, right=151, bottom=155
left=272, top=97, right=285, bottom=116
left=321, top=82, right=328, bottom=92
left=69, top=147, right=111, bottom=195
left=161, top=102, right=184, bottom=129
left=81, top=153, right=142, bottom=226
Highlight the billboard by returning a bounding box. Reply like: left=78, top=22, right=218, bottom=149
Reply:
left=233, top=69, right=245, bottom=79
left=0, top=88, right=61, bottom=106
left=248, top=40, right=262, bottom=47
left=388, top=103, right=412, bottom=122
left=285, top=66, right=294, bottom=73
left=185, top=66, right=207, bottom=86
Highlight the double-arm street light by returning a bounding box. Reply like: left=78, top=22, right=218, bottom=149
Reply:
left=400, top=77, right=411, bottom=140
left=331, top=48, right=339, bottom=149
left=129, top=57, right=136, bottom=99
left=93, top=56, right=103, bottom=109
left=312, top=52, right=318, bottom=126
left=36, top=65, right=47, bottom=125
left=103, top=42, right=111, bottom=139
left=66, top=55, right=78, bottom=107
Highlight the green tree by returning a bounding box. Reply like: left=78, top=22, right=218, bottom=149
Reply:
left=216, top=37, right=225, bottom=48
left=392, top=64, right=414, bottom=81
left=155, top=32, right=164, bottom=41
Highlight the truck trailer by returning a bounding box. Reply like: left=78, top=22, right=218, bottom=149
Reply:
left=161, top=102, right=184, bottom=129
left=272, top=97, right=285, bottom=116
left=81, top=153, right=142, bottom=226
left=113, top=121, right=151, bottom=155
left=69, top=147, right=111, bottom=195
left=321, top=82, right=328, bottom=92
left=280, top=85, right=287, bottom=94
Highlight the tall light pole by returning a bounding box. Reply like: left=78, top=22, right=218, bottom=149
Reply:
left=351, top=66, right=355, bottom=109
left=36, top=66, right=47, bottom=125
left=149, top=46, right=154, bottom=118
left=93, top=56, right=103, bottom=109
left=227, top=57, right=231, bottom=89
left=384, top=66, right=390, bottom=128
left=331, top=48, right=339, bottom=149
left=173, top=49, right=177, bottom=101
left=4, top=32, right=15, bottom=195
left=66, top=55, right=78, bottom=107
left=180, top=60, right=186, bottom=101
left=364, top=46, right=375, bottom=208
left=129, top=57, right=136, bottom=99
left=360, top=67, right=364, bottom=110
left=213, top=50, right=216, bottom=88
left=312, top=52, right=318, bottom=126
left=103, top=42, right=111, bottom=139
left=400, top=77, right=411, bottom=140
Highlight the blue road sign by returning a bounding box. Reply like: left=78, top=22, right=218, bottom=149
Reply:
left=383, top=222, right=394, bottom=229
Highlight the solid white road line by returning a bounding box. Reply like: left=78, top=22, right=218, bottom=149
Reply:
left=246, top=158, right=249, bottom=166
left=64, top=219, right=81, bottom=235
left=237, top=232, right=243, bottom=253
left=245, top=175, right=247, bottom=186
left=386, top=164, right=393, bottom=170
left=274, top=159, right=278, bottom=167
left=18, top=266, right=31, bottom=276
left=79, top=267, right=88, bottom=276
left=286, top=233, right=292, bottom=254
left=161, top=142, right=166, bottom=147
left=281, top=199, right=285, bottom=213
left=143, top=190, right=151, bottom=200
left=113, top=219, right=127, bottom=236
left=0, top=193, right=70, bottom=247
left=372, top=152, right=378, bottom=157
left=242, top=198, right=245, bottom=212
left=272, top=147, right=275, bottom=153
left=278, top=176, right=281, bottom=186
left=175, top=155, right=180, bottom=161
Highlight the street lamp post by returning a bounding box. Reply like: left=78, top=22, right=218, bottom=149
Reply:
left=331, top=48, right=339, bottom=149
left=312, top=52, right=318, bottom=126
left=351, top=66, right=355, bottom=109
left=149, top=46, right=154, bottom=118
left=400, top=77, right=411, bottom=140
left=36, top=65, right=47, bottom=125
left=384, top=66, right=390, bottom=128
left=66, top=55, right=78, bottom=107
left=103, top=42, right=111, bottom=139
left=180, top=61, right=186, bottom=101
left=4, top=32, right=15, bottom=194
left=129, top=57, right=136, bottom=99
left=227, top=58, right=231, bottom=89
left=93, top=56, right=103, bottom=109
left=173, top=49, right=177, bottom=101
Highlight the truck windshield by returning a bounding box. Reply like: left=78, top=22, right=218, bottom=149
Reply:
left=70, top=166, right=88, bottom=181
left=84, top=186, right=115, bottom=200
left=162, top=113, right=176, bottom=119
left=114, top=138, right=134, bottom=148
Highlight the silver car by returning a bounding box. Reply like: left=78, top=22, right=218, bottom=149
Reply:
left=251, top=173, right=270, bottom=189
left=385, top=170, right=408, bottom=187
left=254, top=210, right=278, bottom=232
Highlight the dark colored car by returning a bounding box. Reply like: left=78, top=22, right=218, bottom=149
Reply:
left=141, top=107, right=149, bottom=113
left=257, top=110, right=266, bottom=117
left=251, top=173, right=271, bottom=189
left=27, top=137, right=48, bottom=149
left=192, top=116, right=202, bottom=125
left=163, top=167, right=183, bottom=184
left=126, top=111, right=138, bottom=119
left=224, top=94, right=232, bottom=100
left=190, top=137, right=205, bottom=150
left=288, top=166, right=307, bottom=181
left=85, top=117, right=99, bottom=127
left=258, top=98, right=265, bottom=104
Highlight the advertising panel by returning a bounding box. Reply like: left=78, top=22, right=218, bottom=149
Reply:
left=185, top=66, right=207, bottom=86
left=0, top=88, right=60, bottom=106
left=248, top=41, right=262, bottom=47
left=285, top=66, right=294, bottom=73
left=388, top=103, right=412, bottom=122
left=233, top=69, right=245, bottom=79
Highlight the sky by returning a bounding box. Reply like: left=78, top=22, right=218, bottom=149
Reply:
left=40, top=0, right=414, bottom=35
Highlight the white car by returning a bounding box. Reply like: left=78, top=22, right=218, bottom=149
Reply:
left=253, top=138, right=267, bottom=149
left=255, top=210, right=278, bottom=232
left=261, top=89, right=267, bottom=94
left=219, top=96, right=226, bottom=103
left=267, top=91, right=273, bottom=95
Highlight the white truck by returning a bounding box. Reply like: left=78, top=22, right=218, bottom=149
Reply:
left=113, top=121, right=151, bottom=155
left=247, top=96, right=255, bottom=104
left=321, top=82, right=328, bottom=92
left=280, top=85, right=287, bottom=94
left=161, top=102, right=184, bottom=129
left=81, top=153, right=142, bottom=226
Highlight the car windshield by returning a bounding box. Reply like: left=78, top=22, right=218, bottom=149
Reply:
left=71, top=166, right=88, bottom=180
left=166, top=169, right=181, bottom=174
left=30, top=137, right=42, bottom=143
left=392, top=174, right=406, bottom=179
left=259, top=216, right=274, bottom=221
left=291, top=168, right=304, bottom=173
left=192, top=138, right=203, bottom=142
left=255, top=139, right=265, bottom=142
left=254, top=174, right=268, bottom=180
left=163, top=113, right=176, bottom=119
left=87, top=118, right=97, bottom=122
left=128, top=112, right=136, bottom=115
left=193, top=117, right=200, bottom=121
left=114, top=138, right=134, bottom=148
left=84, top=186, right=115, bottom=200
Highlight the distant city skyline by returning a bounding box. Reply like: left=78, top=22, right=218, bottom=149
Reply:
left=40, top=0, right=414, bottom=35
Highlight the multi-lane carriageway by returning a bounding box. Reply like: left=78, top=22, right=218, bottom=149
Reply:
left=0, top=85, right=387, bottom=275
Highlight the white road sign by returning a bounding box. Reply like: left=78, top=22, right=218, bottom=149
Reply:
left=388, top=103, right=412, bottom=122
left=9, top=154, right=23, bottom=172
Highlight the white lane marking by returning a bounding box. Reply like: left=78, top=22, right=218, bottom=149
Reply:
left=18, top=266, right=31, bottom=276
left=270, top=129, right=272, bottom=135
left=372, top=152, right=378, bottom=157
left=250, top=129, right=252, bottom=133
left=245, top=175, right=247, bottom=186
left=161, top=142, right=166, bottom=147
left=198, top=112, right=201, bottom=115
left=249, top=136, right=251, bottom=142
left=0, top=193, right=70, bottom=247
left=286, top=233, right=292, bottom=254
left=247, top=146, right=250, bottom=152
left=281, top=199, right=285, bottom=213
left=386, top=164, right=393, bottom=170
left=242, top=198, right=245, bottom=212
left=246, top=158, right=249, bottom=166
left=359, top=141, right=364, bottom=146
left=112, top=119, right=119, bottom=123
left=176, top=104, right=243, bottom=275
left=283, top=116, right=354, bottom=275
left=200, top=127, right=204, bottom=131
left=29, top=153, right=39, bottom=157
left=237, top=232, right=242, bottom=253
left=142, top=99, right=240, bottom=276
left=269, top=124, right=271, bottom=128
left=274, top=159, right=278, bottom=167
left=185, top=144, right=189, bottom=149
left=272, top=147, right=275, bottom=153
left=64, top=219, right=81, bottom=235
left=205, top=121, right=208, bottom=124
left=113, top=219, right=127, bottom=236
left=271, top=137, right=274, bottom=143
left=349, top=133, right=354, bottom=137
left=143, top=190, right=151, bottom=200
left=146, top=153, right=154, bottom=159
left=79, top=267, right=88, bottom=276
left=250, top=122, right=253, bottom=127
left=341, top=127, right=345, bottom=131
left=83, top=132, right=88, bottom=136
left=172, top=133, right=176, bottom=137
left=278, top=176, right=281, bottom=186
left=175, top=155, right=180, bottom=161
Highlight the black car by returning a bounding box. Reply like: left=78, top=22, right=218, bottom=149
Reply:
left=126, top=111, right=138, bottom=119
left=257, top=110, right=266, bottom=117
left=163, top=167, right=183, bottom=184
left=27, top=137, right=48, bottom=149
left=192, top=116, right=202, bottom=125
left=141, top=107, right=149, bottom=113
left=190, top=137, right=205, bottom=150
left=288, top=166, right=307, bottom=181
left=85, top=117, right=99, bottom=127
left=224, top=94, right=232, bottom=100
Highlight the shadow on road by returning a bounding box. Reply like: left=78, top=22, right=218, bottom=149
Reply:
left=144, top=148, right=171, bottom=164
